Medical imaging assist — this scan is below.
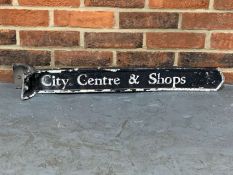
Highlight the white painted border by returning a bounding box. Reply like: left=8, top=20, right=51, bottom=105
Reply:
left=21, top=68, right=225, bottom=100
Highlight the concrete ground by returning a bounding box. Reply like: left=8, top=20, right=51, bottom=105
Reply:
left=0, top=83, right=233, bottom=175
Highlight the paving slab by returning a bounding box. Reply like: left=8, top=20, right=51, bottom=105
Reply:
left=0, top=83, right=233, bottom=175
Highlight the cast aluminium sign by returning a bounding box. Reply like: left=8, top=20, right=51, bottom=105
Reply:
left=13, top=64, right=224, bottom=100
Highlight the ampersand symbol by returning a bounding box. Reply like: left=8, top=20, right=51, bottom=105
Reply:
left=129, top=74, right=140, bottom=85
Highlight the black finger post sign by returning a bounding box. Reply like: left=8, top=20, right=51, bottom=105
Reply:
left=13, top=64, right=224, bottom=100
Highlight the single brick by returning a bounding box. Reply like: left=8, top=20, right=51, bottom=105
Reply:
left=54, top=11, right=114, bottom=28
left=211, top=33, right=233, bottom=50
left=0, top=50, right=51, bottom=66
left=120, top=12, right=178, bottom=29
left=55, top=51, right=113, bottom=67
left=0, top=69, right=13, bottom=83
left=214, top=0, right=233, bottom=10
left=182, top=13, right=233, bottom=30
left=178, top=52, right=233, bottom=68
left=0, top=30, right=16, bottom=45
left=85, top=33, right=143, bottom=49
left=0, top=0, right=11, bottom=5
left=223, top=72, right=233, bottom=84
left=0, top=9, right=48, bottom=27
left=149, top=0, right=209, bottom=9
left=147, top=32, right=205, bottom=49
left=117, top=52, right=174, bottom=67
left=85, top=0, right=144, bottom=8
left=18, top=0, right=80, bottom=6
left=20, top=31, right=80, bottom=47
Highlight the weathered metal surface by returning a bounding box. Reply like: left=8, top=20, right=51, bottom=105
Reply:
left=13, top=64, right=224, bottom=100
left=13, top=64, right=35, bottom=89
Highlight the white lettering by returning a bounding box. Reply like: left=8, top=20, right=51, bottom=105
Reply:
left=77, top=74, right=87, bottom=86
left=114, top=78, right=121, bottom=86
left=41, top=75, right=52, bottom=87
left=62, top=79, right=69, bottom=89
left=77, top=74, right=121, bottom=86
left=148, top=73, right=186, bottom=87
left=41, top=75, right=70, bottom=89
left=148, top=73, right=157, bottom=85
left=165, top=77, right=172, bottom=84
left=181, top=77, right=186, bottom=85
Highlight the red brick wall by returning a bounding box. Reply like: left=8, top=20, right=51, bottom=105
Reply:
left=0, top=0, right=233, bottom=84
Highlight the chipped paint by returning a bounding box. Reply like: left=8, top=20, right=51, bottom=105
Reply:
left=104, top=69, right=121, bottom=72
left=13, top=64, right=225, bottom=100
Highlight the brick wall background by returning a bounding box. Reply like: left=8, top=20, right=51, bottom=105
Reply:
left=0, top=0, right=233, bottom=84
